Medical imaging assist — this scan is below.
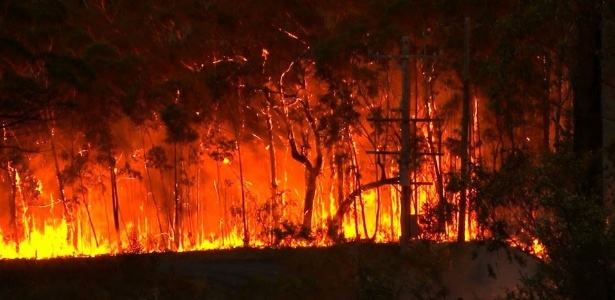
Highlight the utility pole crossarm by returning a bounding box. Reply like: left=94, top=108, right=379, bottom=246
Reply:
left=367, top=117, right=444, bottom=123
left=366, top=150, right=444, bottom=156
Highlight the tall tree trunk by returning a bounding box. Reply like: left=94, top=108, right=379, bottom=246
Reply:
left=237, top=130, right=250, bottom=247
left=265, top=101, right=279, bottom=244
left=335, top=153, right=344, bottom=217
left=140, top=131, right=165, bottom=248
left=6, top=165, right=18, bottom=243
left=195, top=159, right=201, bottom=245
left=146, top=133, right=173, bottom=246
left=348, top=135, right=368, bottom=238
left=554, top=58, right=567, bottom=147
left=233, top=96, right=250, bottom=247
left=173, top=142, right=181, bottom=249
left=49, top=121, right=76, bottom=249
left=78, top=172, right=99, bottom=247
left=215, top=160, right=229, bottom=245
left=157, top=164, right=172, bottom=238
left=286, top=107, right=323, bottom=234
left=302, top=166, right=319, bottom=232
left=109, top=160, right=121, bottom=250
left=2, top=126, right=19, bottom=245
left=542, top=53, right=552, bottom=150
left=182, top=151, right=194, bottom=246
left=70, top=112, right=98, bottom=247
left=424, top=63, right=447, bottom=232
left=458, top=17, right=471, bottom=243
left=370, top=160, right=382, bottom=240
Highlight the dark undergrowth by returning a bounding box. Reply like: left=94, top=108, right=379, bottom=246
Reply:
left=0, top=242, right=453, bottom=300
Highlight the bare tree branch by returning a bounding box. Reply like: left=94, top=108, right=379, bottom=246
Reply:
left=331, top=177, right=400, bottom=227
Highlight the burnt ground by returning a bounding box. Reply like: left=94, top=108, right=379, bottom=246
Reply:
left=0, top=242, right=537, bottom=300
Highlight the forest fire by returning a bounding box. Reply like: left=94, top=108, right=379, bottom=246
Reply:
left=0, top=106, right=485, bottom=260
left=0, top=48, right=537, bottom=260
left=0, top=0, right=603, bottom=268
left=1, top=29, right=490, bottom=259
left=2, top=1, right=613, bottom=299
left=0, top=161, right=395, bottom=259
left=0, top=87, right=490, bottom=259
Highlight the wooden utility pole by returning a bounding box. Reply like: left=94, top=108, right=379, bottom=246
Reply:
left=399, top=36, right=412, bottom=251
left=369, top=37, right=440, bottom=252
left=458, top=17, right=471, bottom=243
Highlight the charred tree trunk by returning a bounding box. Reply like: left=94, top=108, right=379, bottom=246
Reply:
left=369, top=155, right=385, bottom=240
left=0, top=130, right=32, bottom=248
left=173, top=142, right=181, bottom=249
left=6, top=165, right=18, bottom=242
left=264, top=98, right=279, bottom=245
left=51, top=136, right=76, bottom=248
left=329, top=151, right=347, bottom=239
left=69, top=112, right=99, bottom=247
left=348, top=136, right=368, bottom=238
left=265, top=99, right=279, bottom=222
left=183, top=153, right=194, bottom=246
left=146, top=133, right=173, bottom=245
left=109, top=160, right=121, bottom=250
left=286, top=100, right=323, bottom=234
left=48, top=120, right=77, bottom=249
left=234, top=92, right=250, bottom=247
left=78, top=171, right=99, bottom=247
left=429, top=128, right=447, bottom=231
left=157, top=162, right=172, bottom=238
left=458, top=17, right=471, bottom=243
left=140, top=131, right=164, bottom=247
left=542, top=53, right=552, bottom=150
left=302, top=164, right=320, bottom=232
left=423, top=61, right=447, bottom=232
left=195, top=157, right=202, bottom=244
left=2, top=126, right=19, bottom=244
left=236, top=130, right=250, bottom=247
left=553, top=57, right=568, bottom=147
left=330, top=177, right=400, bottom=234
left=335, top=153, right=345, bottom=212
